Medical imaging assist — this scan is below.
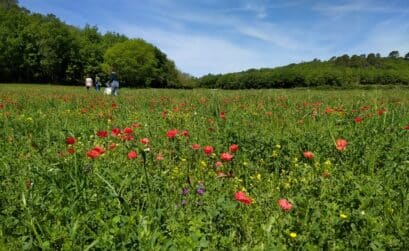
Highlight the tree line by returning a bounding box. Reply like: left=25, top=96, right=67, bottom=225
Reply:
left=198, top=52, right=409, bottom=89
left=0, top=3, right=195, bottom=88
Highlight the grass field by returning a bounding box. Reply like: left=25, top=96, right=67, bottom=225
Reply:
left=1, top=84, right=409, bottom=250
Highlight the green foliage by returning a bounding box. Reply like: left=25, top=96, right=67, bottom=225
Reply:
left=102, top=39, right=179, bottom=87
left=0, top=6, right=191, bottom=88
left=0, top=0, right=18, bottom=9
left=197, top=54, right=409, bottom=89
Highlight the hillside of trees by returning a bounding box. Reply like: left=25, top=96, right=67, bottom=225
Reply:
left=0, top=2, right=194, bottom=88
left=198, top=53, right=409, bottom=89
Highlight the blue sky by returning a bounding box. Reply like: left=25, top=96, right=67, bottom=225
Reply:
left=20, top=0, right=409, bottom=77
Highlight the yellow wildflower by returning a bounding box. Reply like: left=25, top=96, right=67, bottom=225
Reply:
left=340, top=213, right=348, bottom=219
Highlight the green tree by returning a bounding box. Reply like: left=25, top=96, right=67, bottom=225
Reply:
left=388, top=51, right=400, bottom=58
left=102, top=39, right=179, bottom=87
left=0, top=0, right=18, bottom=9
left=79, top=25, right=103, bottom=77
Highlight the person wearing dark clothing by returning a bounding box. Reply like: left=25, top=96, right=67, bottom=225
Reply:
left=95, top=75, right=101, bottom=91
left=109, top=71, right=119, bottom=96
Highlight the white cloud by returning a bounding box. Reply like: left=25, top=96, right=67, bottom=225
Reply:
left=236, top=24, right=301, bottom=50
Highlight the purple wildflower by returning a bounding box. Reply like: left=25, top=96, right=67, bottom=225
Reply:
left=180, top=188, right=189, bottom=195
left=196, top=188, right=205, bottom=195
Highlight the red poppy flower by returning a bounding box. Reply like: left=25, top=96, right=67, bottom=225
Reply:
left=191, top=144, right=201, bottom=150
left=123, top=127, right=133, bottom=134
left=277, top=198, right=292, bottom=211
left=354, top=117, right=362, bottom=123
left=121, top=135, right=134, bottom=141
left=229, top=144, right=239, bottom=153
left=128, top=151, right=138, bottom=159
left=65, top=136, right=76, bottom=145
left=166, top=129, right=178, bottom=139
left=221, top=152, right=234, bottom=161
left=93, top=146, right=105, bottom=154
left=156, top=153, right=164, bottom=161
left=111, top=127, right=121, bottom=136
left=336, top=139, right=348, bottom=151
left=86, top=150, right=99, bottom=159
left=140, top=138, right=149, bottom=145
left=203, top=146, right=214, bottom=155
left=303, top=151, right=314, bottom=159
left=109, top=143, right=117, bottom=150
left=67, top=147, right=75, bottom=154
left=182, top=130, right=189, bottom=137
left=96, top=130, right=108, bottom=138
left=0, top=104, right=4, bottom=109
left=235, top=191, right=253, bottom=205
left=325, top=107, right=334, bottom=114
left=220, top=112, right=226, bottom=119
left=215, top=161, right=223, bottom=168
left=111, top=102, right=118, bottom=108
left=377, top=109, right=386, bottom=116
left=87, top=147, right=104, bottom=159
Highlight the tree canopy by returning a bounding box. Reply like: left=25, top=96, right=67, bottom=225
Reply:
left=0, top=5, right=193, bottom=88
left=102, top=39, right=179, bottom=87
left=197, top=52, right=409, bottom=89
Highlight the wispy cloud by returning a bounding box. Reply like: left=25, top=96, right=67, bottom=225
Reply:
left=129, top=5, right=304, bottom=50
left=314, top=0, right=409, bottom=16
left=115, top=24, right=274, bottom=76
left=235, top=24, right=301, bottom=50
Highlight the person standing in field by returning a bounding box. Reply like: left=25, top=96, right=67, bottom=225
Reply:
left=109, top=71, right=119, bottom=96
left=85, top=77, right=93, bottom=91
left=95, top=75, right=101, bottom=91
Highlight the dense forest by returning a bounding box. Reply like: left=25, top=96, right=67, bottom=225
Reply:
left=198, top=53, right=409, bottom=89
left=0, top=2, right=194, bottom=88
left=1, top=1, right=409, bottom=89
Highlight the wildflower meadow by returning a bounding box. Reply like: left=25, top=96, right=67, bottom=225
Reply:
left=1, top=85, right=409, bottom=250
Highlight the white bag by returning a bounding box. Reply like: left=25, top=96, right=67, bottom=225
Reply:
left=104, top=87, right=112, bottom=95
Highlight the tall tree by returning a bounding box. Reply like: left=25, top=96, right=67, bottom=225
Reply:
left=79, top=25, right=103, bottom=77
left=388, top=51, right=400, bottom=58
left=102, top=39, right=179, bottom=87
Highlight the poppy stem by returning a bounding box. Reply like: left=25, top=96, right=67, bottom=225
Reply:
left=141, top=151, right=151, bottom=193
